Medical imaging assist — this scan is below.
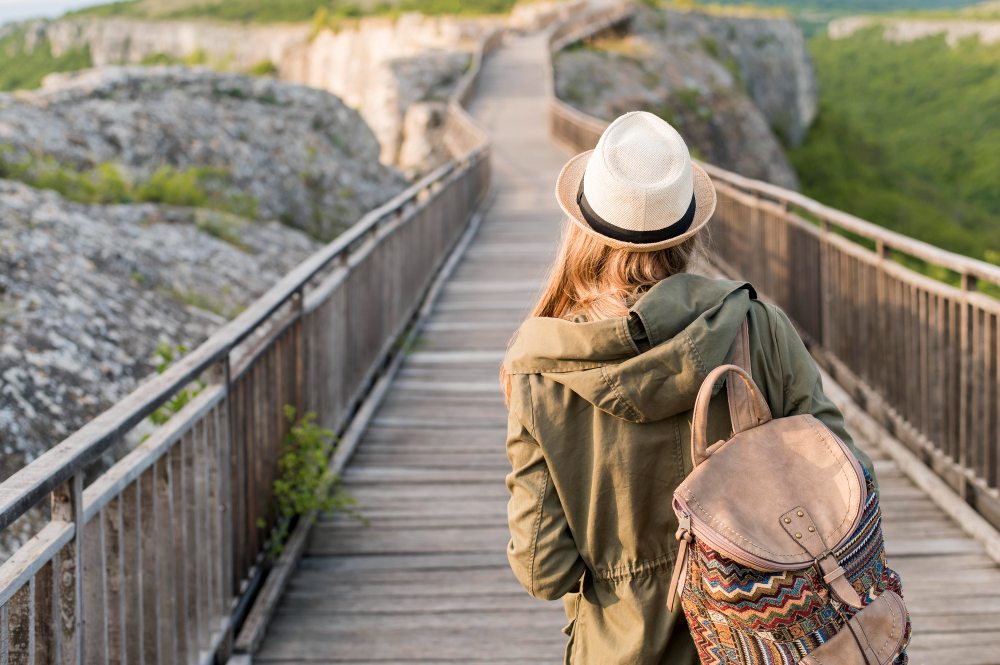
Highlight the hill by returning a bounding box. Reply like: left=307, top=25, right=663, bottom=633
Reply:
left=67, top=0, right=521, bottom=22
left=690, top=0, right=984, bottom=15
left=789, top=24, right=1000, bottom=263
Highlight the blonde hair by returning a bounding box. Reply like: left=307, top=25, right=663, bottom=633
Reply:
left=500, top=221, right=704, bottom=405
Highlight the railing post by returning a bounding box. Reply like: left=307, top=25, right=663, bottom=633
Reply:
left=52, top=473, right=84, bottom=665
left=876, top=240, right=892, bottom=260
left=208, top=359, right=234, bottom=662
left=292, top=289, right=305, bottom=418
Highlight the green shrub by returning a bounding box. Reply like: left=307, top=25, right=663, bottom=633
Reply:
left=140, top=52, right=182, bottom=65
left=194, top=210, right=250, bottom=251
left=0, top=31, right=92, bottom=91
left=0, top=150, right=259, bottom=220
left=700, top=36, right=720, bottom=58
left=147, top=343, right=205, bottom=428
left=249, top=59, right=278, bottom=76
left=135, top=165, right=211, bottom=207
left=259, top=406, right=363, bottom=557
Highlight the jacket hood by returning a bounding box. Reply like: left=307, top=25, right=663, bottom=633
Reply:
left=504, top=273, right=755, bottom=423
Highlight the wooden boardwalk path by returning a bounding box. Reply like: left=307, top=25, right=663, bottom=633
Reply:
left=255, top=30, right=1000, bottom=665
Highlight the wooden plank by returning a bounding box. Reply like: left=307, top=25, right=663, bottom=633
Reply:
left=102, top=498, right=125, bottom=665
left=33, top=561, right=52, bottom=665
left=1, top=603, right=7, bottom=665
left=53, top=475, right=83, bottom=665
left=119, top=481, right=143, bottom=665
left=7, top=582, right=31, bottom=665
left=307, top=526, right=510, bottom=556
left=82, top=511, right=107, bottom=665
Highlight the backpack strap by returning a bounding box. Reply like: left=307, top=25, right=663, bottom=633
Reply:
left=726, top=316, right=765, bottom=436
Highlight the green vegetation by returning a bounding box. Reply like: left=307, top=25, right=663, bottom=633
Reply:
left=0, top=29, right=92, bottom=91
left=140, top=49, right=207, bottom=66
left=790, top=27, right=1000, bottom=263
left=260, top=406, right=362, bottom=557
left=0, top=149, right=258, bottom=219
left=249, top=59, right=278, bottom=76
left=688, top=0, right=982, bottom=14
left=69, top=0, right=527, bottom=23
left=146, top=343, right=206, bottom=430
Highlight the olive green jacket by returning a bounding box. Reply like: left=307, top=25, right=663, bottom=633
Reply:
left=502, top=274, right=877, bottom=665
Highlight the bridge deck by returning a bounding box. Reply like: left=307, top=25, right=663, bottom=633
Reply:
left=255, top=32, right=1000, bottom=665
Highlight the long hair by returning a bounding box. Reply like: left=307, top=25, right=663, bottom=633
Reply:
left=500, top=220, right=704, bottom=406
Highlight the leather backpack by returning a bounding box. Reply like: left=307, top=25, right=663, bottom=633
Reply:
left=667, top=318, right=911, bottom=665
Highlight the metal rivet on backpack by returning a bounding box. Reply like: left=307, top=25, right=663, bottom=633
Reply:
left=797, top=510, right=804, bottom=517
left=795, top=533, right=802, bottom=539
left=783, top=517, right=791, bottom=524
left=808, top=526, right=815, bottom=532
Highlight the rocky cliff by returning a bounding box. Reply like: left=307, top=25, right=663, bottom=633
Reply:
left=554, top=5, right=819, bottom=190
left=0, top=67, right=406, bottom=241
left=0, top=68, right=407, bottom=495
left=0, top=178, right=320, bottom=479
left=18, top=13, right=493, bottom=176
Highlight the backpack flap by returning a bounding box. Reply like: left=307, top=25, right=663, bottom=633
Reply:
left=674, top=364, right=868, bottom=603
left=799, top=590, right=908, bottom=665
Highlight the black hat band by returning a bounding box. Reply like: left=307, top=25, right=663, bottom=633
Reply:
left=576, top=177, right=696, bottom=244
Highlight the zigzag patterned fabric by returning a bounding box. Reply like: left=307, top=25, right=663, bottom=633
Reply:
left=681, top=469, right=911, bottom=665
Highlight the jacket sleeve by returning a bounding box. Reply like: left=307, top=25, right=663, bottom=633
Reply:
left=766, top=304, right=880, bottom=496
left=505, top=407, right=586, bottom=601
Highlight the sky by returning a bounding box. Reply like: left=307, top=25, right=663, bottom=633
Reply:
left=0, top=0, right=110, bottom=25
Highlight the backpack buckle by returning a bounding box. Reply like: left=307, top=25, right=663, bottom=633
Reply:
left=814, top=548, right=837, bottom=566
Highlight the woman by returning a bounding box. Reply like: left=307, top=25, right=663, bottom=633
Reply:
left=500, top=112, right=877, bottom=664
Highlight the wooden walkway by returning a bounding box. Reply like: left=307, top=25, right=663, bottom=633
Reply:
left=255, top=31, right=1000, bottom=665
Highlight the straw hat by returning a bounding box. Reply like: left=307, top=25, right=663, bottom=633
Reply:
left=555, top=111, right=717, bottom=252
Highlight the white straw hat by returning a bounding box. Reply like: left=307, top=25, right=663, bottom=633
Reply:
left=555, top=111, right=717, bottom=251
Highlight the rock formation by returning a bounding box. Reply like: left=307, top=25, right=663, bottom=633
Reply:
left=0, top=179, right=319, bottom=482
left=0, top=67, right=406, bottom=241
left=0, top=67, right=408, bottom=500
left=554, top=5, right=820, bottom=190
left=18, top=13, right=493, bottom=175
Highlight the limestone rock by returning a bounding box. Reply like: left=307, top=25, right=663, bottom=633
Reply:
left=554, top=5, right=820, bottom=189
left=0, top=178, right=320, bottom=486
left=24, top=13, right=496, bottom=174
left=0, top=66, right=406, bottom=241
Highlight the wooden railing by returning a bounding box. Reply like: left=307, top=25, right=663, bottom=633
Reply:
left=0, top=29, right=502, bottom=664
left=545, top=2, right=635, bottom=154
left=545, top=7, right=1000, bottom=530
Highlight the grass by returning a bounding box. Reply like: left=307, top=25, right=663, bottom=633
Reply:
left=790, top=25, right=1000, bottom=263
left=0, top=148, right=259, bottom=220
left=0, top=30, right=92, bottom=91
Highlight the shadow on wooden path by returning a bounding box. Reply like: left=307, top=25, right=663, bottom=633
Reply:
left=256, top=31, right=1000, bottom=665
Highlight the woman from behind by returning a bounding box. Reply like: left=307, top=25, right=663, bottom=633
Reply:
left=500, top=111, right=878, bottom=664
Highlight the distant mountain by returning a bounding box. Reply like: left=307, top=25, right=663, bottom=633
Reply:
left=696, top=0, right=983, bottom=15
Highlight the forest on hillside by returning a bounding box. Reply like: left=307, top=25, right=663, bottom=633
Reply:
left=701, top=0, right=982, bottom=13
left=791, top=26, right=1000, bottom=264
